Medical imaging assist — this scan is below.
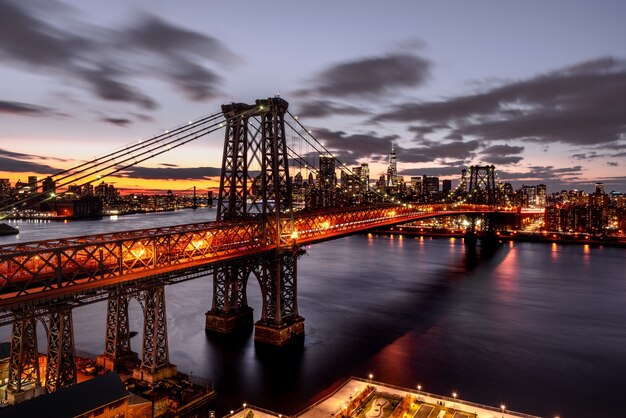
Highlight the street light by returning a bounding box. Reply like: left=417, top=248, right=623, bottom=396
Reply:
left=368, top=373, right=373, bottom=383
left=452, top=392, right=457, bottom=409
left=417, top=384, right=422, bottom=400
left=500, top=404, right=506, bottom=418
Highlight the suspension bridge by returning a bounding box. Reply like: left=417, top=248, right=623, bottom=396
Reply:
left=0, top=97, right=513, bottom=403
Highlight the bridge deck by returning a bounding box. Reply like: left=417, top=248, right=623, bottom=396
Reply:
left=0, top=205, right=503, bottom=310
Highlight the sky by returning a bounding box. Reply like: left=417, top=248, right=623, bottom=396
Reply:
left=1, top=0, right=625, bottom=194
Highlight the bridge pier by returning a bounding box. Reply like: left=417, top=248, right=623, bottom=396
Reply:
left=254, top=250, right=305, bottom=346
left=97, top=290, right=138, bottom=372
left=205, top=262, right=253, bottom=334
left=45, top=305, right=77, bottom=393
left=6, top=312, right=44, bottom=404
left=133, top=286, right=176, bottom=384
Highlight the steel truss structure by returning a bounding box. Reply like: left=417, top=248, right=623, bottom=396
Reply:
left=254, top=248, right=304, bottom=326
left=45, top=305, right=76, bottom=392
left=138, top=286, right=169, bottom=373
left=0, top=204, right=499, bottom=310
left=103, top=289, right=132, bottom=363
left=8, top=312, right=40, bottom=393
left=467, top=165, right=496, bottom=206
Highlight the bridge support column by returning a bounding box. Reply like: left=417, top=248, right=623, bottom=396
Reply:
left=206, top=262, right=253, bottom=333
left=45, top=305, right=77, bottom=393
left=97, top=290, right=138, bottom=371
left=254, top=249, right=305, bottom=346
left=6, top=312, right=44, bottom=404
left=133, top=286, right=176, bottom=384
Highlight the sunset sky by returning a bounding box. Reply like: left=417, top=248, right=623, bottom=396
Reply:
left=1, top=0, right=625, bottom=194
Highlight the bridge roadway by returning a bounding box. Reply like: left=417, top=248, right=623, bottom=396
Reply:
left=0, top=204, right=500, bottom=320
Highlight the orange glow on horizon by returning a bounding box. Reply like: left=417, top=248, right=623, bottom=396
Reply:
left=0, top=170, right=220, bottom=194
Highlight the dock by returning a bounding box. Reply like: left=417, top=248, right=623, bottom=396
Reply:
left=226, top=377, right=539, bottom=418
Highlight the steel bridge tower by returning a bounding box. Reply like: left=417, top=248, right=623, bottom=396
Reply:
left=206, top=97, right=304, bottom=345
left=467, top=165, right=496, bottom=206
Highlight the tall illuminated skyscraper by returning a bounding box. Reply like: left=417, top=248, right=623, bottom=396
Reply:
left=387, top=144, right=397, bottom=187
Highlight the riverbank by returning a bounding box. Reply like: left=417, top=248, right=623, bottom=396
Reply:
left=373, top=226, right=626, bottom=247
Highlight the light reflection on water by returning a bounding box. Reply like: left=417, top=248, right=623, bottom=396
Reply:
left=1, top=210, right=625, bottom=418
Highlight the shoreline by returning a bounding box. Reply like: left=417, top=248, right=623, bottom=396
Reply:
left=372, top=227, right=626, bottom=248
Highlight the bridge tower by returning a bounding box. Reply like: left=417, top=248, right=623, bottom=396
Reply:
left=45, top=305, right=77, bottom=393
left=467, top=165, right=496, bottom=206
left=6, top=311, right=45, bottom=404
left=96, top=289, right=138, bottom=372
left=206, top=97, right=304, bottom=345
left=133, top=286, right=177, bottom=383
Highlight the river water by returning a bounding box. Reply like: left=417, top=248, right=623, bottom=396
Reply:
left=1, top=208, right=625, bottom=418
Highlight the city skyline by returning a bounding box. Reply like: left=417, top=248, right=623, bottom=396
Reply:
left=1, top=0, right=626, bottom=193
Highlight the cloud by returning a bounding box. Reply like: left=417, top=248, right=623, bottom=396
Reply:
left=373, top=57, right=626, bottom=147
left=314, top=128, right=398, bottom=161
left=0, top=148, right=68, bottom=163
left=481, top=155, right=523, bottom=165
left=101, top=117, right=133, bottom=127
left=572, top=152, right=604, bottom=160
left=119, top=166, right=222, bottom=180
left=295, top=100, right=370, bottom=119
left=0, top=1, right=239, bottom=109
left=400, top=166, right=465, bottom=177
left=481, top=144, right=524, bottom=155
left=0, top=156, right=60, bottom=174
left=401, top=140, right=480, bottom=163
left=0, top=100, right=51, bottom=116
left=296, top=53, right=430, bottom=98
left=607, top=161, right=619, bottom=167
left=479, top=144, right=524, bottom=165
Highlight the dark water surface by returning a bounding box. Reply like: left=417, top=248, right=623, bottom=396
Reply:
left=2, top=209, right=625, bottom=418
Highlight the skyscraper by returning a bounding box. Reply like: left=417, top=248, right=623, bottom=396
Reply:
left=387, top=145, right=397, bottom=188
left=360, top=163, right=370, bottom=191
left=318, top=155, right=336, bottom=207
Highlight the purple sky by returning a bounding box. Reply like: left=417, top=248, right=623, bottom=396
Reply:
left=1, top=0, right=625, bottom=193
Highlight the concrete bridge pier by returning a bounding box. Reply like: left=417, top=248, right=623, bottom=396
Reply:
left=253, top=249, right=305, bottom=346
left=133, top=286, right=177, bottom=384
left=6, top=311, right=44, bottom=404
left=205, top=262, right=254, bottom=333
left=97, top=290, right=138, bottom=372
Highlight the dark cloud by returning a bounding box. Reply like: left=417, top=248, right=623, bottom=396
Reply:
left=572, top=152, right=603, bottom=160
left=0, top=100, right=50, bottom=116
left=479, top=144, right=524, bottom=165
left=612, top=152, right=626, bottom=158
left=0, top=1, right=238, bottom=109
left=0, top=148, right=68, bottom=163
left=481, top=144, right=524, bottom=156
left=0, top=156, right=59, bottom=174
left=607, top=162, right=619, bottom=167
left=296, top=53, right=430, bottom=98
left=314, top=128, right=398, bottom=161
left=481, top=155, right=523, bottom=165
left=101, top=117, right=133, bottom=127
left=400, top=166, right=465, bottom=177
left=295, top=100, right=369, bottom=119
left=373, top=57, right=626, bottom=147
left=401, top=140, right=480, bottom=163
left=119, top=166, right=221, bottom=180
left=498, top=165, right=583, bottom=181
